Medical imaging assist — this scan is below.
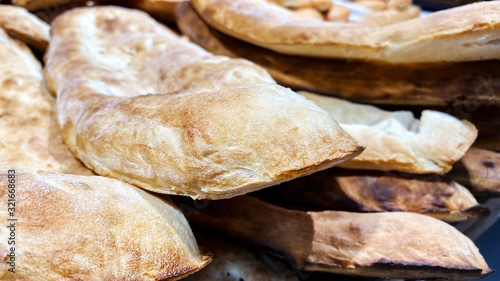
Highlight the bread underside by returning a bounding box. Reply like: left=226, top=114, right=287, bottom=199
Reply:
left=256, top=168, right=488, bottom=222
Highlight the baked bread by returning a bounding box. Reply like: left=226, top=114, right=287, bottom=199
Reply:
left=0, top=27, right=92, bottom=175
left=175, top=2, right=500, bottom=107
left=257, top=168, right=488, bottom=222
left=133, top=0, right=186, bottom=21
left=44, top=6, right=362, bottom=199
left=191, top=0, right=500, bottom=63
left=269, top=0, right=332, bottom=11
left=448, top=148, right=500, bottom=197
left=0, top=169, right=210, bottom=280
left=0, top=5, right=50, bottom=52
left=184, top=234, right=299, bottom=281
left=299, top=91, right=477, bottom=174
left=177, top=195, right=492, bottom=280
left=12, top=0, right=88, bottom=11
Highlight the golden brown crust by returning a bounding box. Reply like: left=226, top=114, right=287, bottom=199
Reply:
left=178, top=195, right=492, bottom=280
left=257, top=168, right=489, bottom=222
left=0, top=28, right=92, bottom=175
left=0, top=5, right=50, bottom=52
left=299, top=91, right=477, bottom=174
left=0, top=169, right=210, bottom=280
left=134, top=0, right=186, bottom=21
left=326, top=4, right=350, bottom=22
left=12, top=0, right=87, bottom=11
left=175, top=2, right=500, bottom=107
left=44, top=6, right=362, bottom=199
left=191, top=0, right=500, bottom=63
left=448, top=148, right=500, bottom=197
left=184, top=234, right=299, bottom=281
left=269, top=0, right=332, bottom=11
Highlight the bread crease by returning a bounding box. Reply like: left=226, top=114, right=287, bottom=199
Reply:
left=177, top=195, right=492, bottom=280
left=256, top=168, right=489, bottom=222
left=300, top=91, right=477, bottom=174
left=44, top=6, right=362, bottom=199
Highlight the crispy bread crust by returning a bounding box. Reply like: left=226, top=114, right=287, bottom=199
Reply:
left=258, top=168, right=489, bottom=222
left=44, top=6, right=362, bottom=199
left=0, top=169, right=211, bottom=280
left=449, top=148, right=500, bottom=197
left=135, top=0, right=186, bottom=21
left=0, top=28, right=92, bottom=175
left=175, top=2, right=500, bottom=107
left=300, top=91, right=477, bottom=174
left=191, top=0, right=500, bottom=63
left=0, top=5, right=49, bottom=52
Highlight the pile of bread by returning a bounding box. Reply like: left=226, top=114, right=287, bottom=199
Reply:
left=1, top=0, right=499, bottom=280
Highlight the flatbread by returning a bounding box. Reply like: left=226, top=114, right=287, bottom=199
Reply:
left=175, top=2, right=500, bottom=107
left=177, top=195, right=492, bottom=280
left=0, top=169, right=210, bottom=280
left=0, top=27, right=92, bottom=175
left=191, top=0, right=500, bottom=63
left=256, top=168, right=488, bottom=222
left=0, top=5, right=50, bottom=52
left=44, top=6, right=362, bottom=199
left=299, top=91, right=477, bottom=174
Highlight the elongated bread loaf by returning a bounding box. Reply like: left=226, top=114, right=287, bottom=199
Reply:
left=0, top=27, right=92, bottom=175
left=178, top=195, right=492, bottom=280
left=175, top=3, right=500, bottom=107
left=300, top=91, right=477, bottom=174
left=257, top=168, right=488, bottom=222
left=0, top=169, right=210, bottom=280
left=191, top=0, right=500, bottom=63
left=44, top=6, right=362, bottom=199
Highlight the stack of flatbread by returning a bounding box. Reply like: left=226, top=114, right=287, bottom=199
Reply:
left=0, top=2, right=499, bottom=280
